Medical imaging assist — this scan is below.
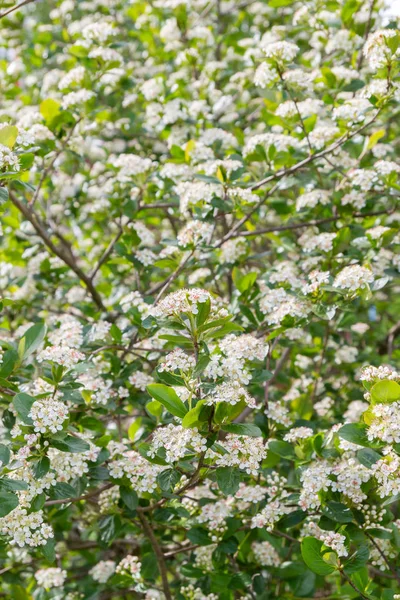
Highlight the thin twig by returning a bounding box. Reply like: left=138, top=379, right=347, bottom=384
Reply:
left=0, top=0, right=35, bottom=19
left=44, top=483, right=112, bottom=506
left=9, top=190, right=106, bottom=312
left=138, top=512, right=172, bottom=600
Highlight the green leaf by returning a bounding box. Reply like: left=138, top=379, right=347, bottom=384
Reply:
left=49, top=482, right=76, bottom=500
left=221, top=423, right=262, bottom=437
left=215, top=467, right=240, bottom=495
left=0, top=125, right=18, bottom=149
left=370, top=380, right=400, bottom=405
left=0, top=187, right=9, bottom=206
left=338, top=423, right=370, bottom=447
left=120, top=486, right=138, bottom=510
left=0, top=444, right=10, bottom=466
left=12, top=392, right=35, bottom=425
left=33, top=457, right=50, bottom=479
left=0, top=491, right=19, bottom=517
left=268, top=440, right=295, bottom=458
left=147, top=384, right=187, bottom=418
left=182, top=399, right=207, bottom=428
left=321, top=502, right=354, bottom=524
left=18, top=322, right=46, bottom=360
left=367, top=129, right=385, bottom=151
left=50, top=436, right=90, bottom=453
left=30, top=493, right=46, bottom=512
left=0, top=479, right=28, bottom=491
left=187, top=527, right=212, bottom=546
left=128, top=418, right=142, bottom=441
left=146, top=400, right=163, bottom=419
left=301, top=537, right=336, bottom=576
left=196, top=298, right=211, bottom=326
left=232, top=268, right=257, bottom=293
left=343, top=545, right=369, bottom=575
left=40, top=98, right=61, bottom=125
left=41, top=538, right=56, bottom=562
left=357, top=448, right=381, bottom=469
left=157, top=468, right=181, bottom=492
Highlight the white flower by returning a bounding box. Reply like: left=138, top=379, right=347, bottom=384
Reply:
left=35, top=568, right=66, bottom=589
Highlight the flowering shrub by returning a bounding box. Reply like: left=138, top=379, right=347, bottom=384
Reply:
left=0, top=0, right=400, bottom=598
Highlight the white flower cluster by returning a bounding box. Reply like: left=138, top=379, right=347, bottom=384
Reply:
left=148, top=424, right=207, bottom=464
left=333, top=264, right=374, bottom=292
left=283, top=427, right=313, bottom=443
left=177, top=220, right=213, bottom=247
left=205, top=381, right=256, bottom=408
left=360, top=365, right=399, bottom=382
left=116, top=554, right=142, bottom=580
left=129, top=371, right=154, bottom=391
left=235, top=483, right=265, bottom=504
left=0, top=143, right=19, bottom=171
left=262, top=40, right=299, bottom=63
left=259, top=287, right=310, bottom=325
left=216, top=435, right=267, bottom=475
left=0, top=507, right=53, bottom=547
left=98, top=485, right=120, bottom=514
left=109, top=450, right=165, bottom=493
left=114, top=153, right=154, bottom=179
left=29, top=398, right=69, bottom=434
left=35, top=567, right=66, bottom=589
left=252, top=541, right=280, bottom=567
left=306, top=522, right=348, bottom=557
left=194, top=544, right=217, bottom=571
left=48, top=444, right=99, bottom=482
left=364, top=29, right=398, bottom=69
left=197, top=499, right=232, bottom=529
left=251, top=499, right=295, bottom=531
left=151, top=288, right=227, bottom=319
left=37, top=345, right=85, bottom=369
left=89, top=560, right=116, bottom=583
left=367, top=402, right=400, bottom=443
left=159, top=349, right=196, bottom=373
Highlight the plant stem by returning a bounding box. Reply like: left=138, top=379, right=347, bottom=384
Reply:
left=138, top=511, right=172, bottom=600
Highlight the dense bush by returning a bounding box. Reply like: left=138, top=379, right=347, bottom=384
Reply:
left=0, top=0, right=400, bottom=598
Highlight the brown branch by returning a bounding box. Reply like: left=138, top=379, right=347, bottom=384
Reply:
left=147, top=250, right=195, bottom=299
left=234, top=208, right=394, bottom=239
left=339, top=568, right=370, bottom=600
left=0, top=386, right=16, bottom=397
left=9, top=190, right=106, bottom=312
left=163, top=543, right=199, bottom=558
left=138, top=512, right=172, bottom=600
left=0, top=0, right=35, bottom=19
left=29, top=119, right=81, bottom=208
left=44, top=483, right=112, bottom=506
left=90, top=224, right=124, bottom=281
left=250, top=110, right=381, bottom=193
left=364, top=531, right=400, bottom=583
